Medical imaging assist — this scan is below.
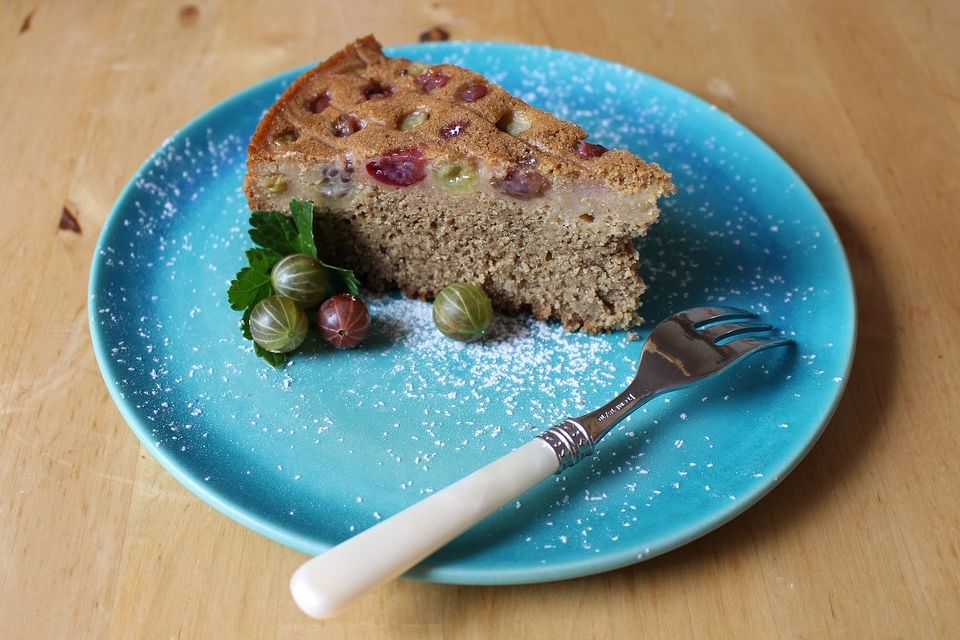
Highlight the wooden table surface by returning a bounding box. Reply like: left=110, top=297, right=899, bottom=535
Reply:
left=2, top=1, right=958, bottom=637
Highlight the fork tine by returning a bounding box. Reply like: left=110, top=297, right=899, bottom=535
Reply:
left=677, top=306, right=756, bottom=327
left=701, top=322, right=773, bottom=342
left=723, top=336, right=793, bottom=358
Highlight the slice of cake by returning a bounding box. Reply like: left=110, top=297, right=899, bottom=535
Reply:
left=244, top=36, right=674, bottom=332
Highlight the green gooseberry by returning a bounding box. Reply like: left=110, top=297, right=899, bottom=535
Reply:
left=260, top=173, right=288, bottom=194
left=271, top=254, right=331, bottom=306
left=407, top=62, right=429, bottom=76
left=399, top=110, right=429, bottom=131
left=433, top=160, right=479, bottom=195
left=432, top=283, right=493, bottom=342
left=497, top=110, right=531, bottom=136
left=249, top=295, right=308, bottom=354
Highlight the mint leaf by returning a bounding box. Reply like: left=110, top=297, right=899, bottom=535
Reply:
left=246, top=248, right=282, bottom=272
left=249, top=210, right=299, bottom=255
left=241, top=306, right=254, bottom=340
left=254, top=343, right=287, bottom=368
left=322, top=262, right=361, bottom=296
left=228, top=266, right=273, bottom=311
left=289, top=199, right=318, bottom=258
left=248, top=201, right=317, bottom=258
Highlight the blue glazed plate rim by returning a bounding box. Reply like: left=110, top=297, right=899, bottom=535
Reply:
left=89, top=41, right=856, bottom=585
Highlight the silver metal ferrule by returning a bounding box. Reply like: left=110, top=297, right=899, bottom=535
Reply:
left=537, top=419, right=595, bottom=473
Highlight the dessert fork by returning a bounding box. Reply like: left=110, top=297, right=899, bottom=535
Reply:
left=291, top=306, right=791, bottom=618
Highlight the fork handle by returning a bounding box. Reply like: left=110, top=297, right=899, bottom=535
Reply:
left=290, top=437, right=559, bottom=618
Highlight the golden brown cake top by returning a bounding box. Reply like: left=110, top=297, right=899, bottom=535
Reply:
left=248, top=35, right=674, bottom=198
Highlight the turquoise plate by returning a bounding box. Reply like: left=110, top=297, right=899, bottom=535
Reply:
left=89, top=42, right=855, bottom=584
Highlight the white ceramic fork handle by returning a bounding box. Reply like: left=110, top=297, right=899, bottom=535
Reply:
left=290, top=437, right=559, bottom=618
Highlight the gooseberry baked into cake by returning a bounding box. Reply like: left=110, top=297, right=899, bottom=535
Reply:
left=244, top=36, right=674, bottom=332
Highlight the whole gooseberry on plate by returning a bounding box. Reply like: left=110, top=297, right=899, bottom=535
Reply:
left=317, top=294, right=371, bottom=349
left=432, top=283, right=493, bottom=342
left=271, top=254, right=330, bottom=306
left=249, top=295, right=309, bottom=354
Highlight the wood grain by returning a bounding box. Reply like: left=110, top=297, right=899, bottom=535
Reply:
left=1, top=1, right=958, bottom=637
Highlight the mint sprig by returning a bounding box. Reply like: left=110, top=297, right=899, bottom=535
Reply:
left=227, top=199, right=362, bottom=368
left=227, top=265, right=273, bottom=311
left=253, top=343, right=287, bottom=368
left=289, top=199, right=318, bottom=258
left=246, top=248, right=283, bottom=272
left=248, top=201, right=317, bottom=257
left=325, top=264, right=361, bottom=296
